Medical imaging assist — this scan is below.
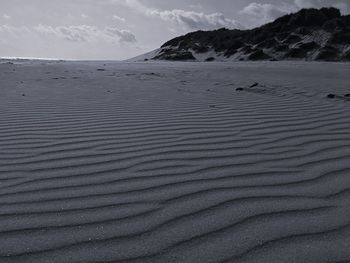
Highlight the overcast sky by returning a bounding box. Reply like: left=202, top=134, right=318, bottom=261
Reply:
left=0, top=0, right=349, bottom=60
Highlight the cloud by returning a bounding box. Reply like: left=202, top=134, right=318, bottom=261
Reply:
left=147, top=9, right=242, bottom=30
left=119, top=0, right=242, bottom=30
left=0, top=24, right=30, bottom=34
left=0, top=23, right=140, bottom=60
left=112, top=15, right=126, bottom=23
left=105, top=27, right=136, bottom=42
left=189, top=3, right=204, bottom=11
left=34, top=24, right=137, bottom=43
left=35, top=25, right=93, bottom=42
left=240, top=3, right=295, bottom=27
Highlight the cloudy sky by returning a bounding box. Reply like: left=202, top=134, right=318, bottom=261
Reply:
left=0, top=0, right=349, bottom=60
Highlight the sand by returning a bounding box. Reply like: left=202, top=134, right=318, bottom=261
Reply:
left=0, top=60, right=350, bottom=262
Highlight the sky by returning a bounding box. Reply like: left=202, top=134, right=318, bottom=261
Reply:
left=0, top=0, right=349, bottom=60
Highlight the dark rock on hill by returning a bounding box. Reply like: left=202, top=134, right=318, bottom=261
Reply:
left=249, top=50, right=271, bottom=60
left=316, top=46, right=340, bottom=61
left=153, top=50, right=195, bottom=61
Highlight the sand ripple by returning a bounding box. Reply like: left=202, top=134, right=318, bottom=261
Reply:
left=0, top=61, right=350, bottom=262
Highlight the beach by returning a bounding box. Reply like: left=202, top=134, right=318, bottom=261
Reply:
left=1, top=60, right=350, bottom=262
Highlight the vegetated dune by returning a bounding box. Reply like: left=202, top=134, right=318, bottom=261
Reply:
left=129, top=7, right=350, bottom=62
left=0, top=60, right=350, bottom=262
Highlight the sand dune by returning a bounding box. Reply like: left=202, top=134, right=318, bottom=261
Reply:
left=0, top=60, right=350, bottom=262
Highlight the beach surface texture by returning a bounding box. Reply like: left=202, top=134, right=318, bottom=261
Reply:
left=1, top=60, right=350, bottom=262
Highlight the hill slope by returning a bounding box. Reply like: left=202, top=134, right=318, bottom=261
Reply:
left=131, top=8, right=350, bottom=62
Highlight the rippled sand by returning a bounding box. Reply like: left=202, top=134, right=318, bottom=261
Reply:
left=1, top=60, right=350, bottom=263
